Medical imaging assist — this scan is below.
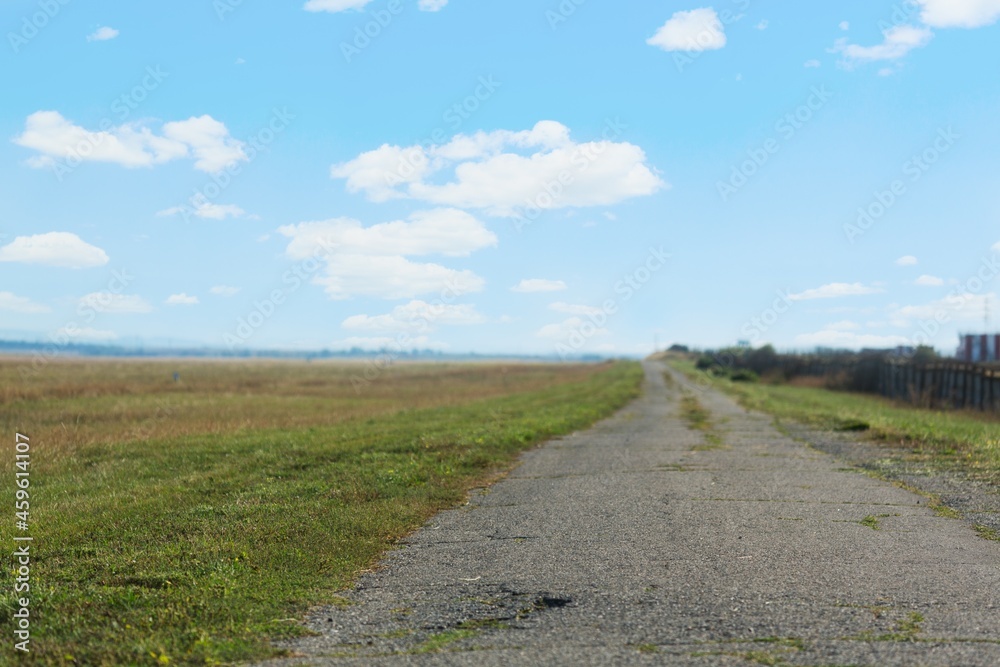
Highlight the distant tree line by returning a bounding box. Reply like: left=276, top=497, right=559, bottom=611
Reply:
left=691, top=344, right=940, bottom=387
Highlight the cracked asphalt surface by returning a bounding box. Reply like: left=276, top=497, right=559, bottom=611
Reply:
left=257, top=361, right=1000, bottom=666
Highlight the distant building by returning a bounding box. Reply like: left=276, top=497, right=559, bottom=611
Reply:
left=957, top=334, right=1000, bottom=363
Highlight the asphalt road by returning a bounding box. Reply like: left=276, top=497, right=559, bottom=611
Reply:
left=260, top=361, right=1000, bottom=666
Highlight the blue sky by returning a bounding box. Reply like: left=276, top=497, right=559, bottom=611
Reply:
left=1, top=0, right=998, bottom=357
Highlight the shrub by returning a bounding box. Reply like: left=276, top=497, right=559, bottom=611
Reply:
left=730, top=369, right=759, bottom=383
left=695, top=355, right=717, bottom=370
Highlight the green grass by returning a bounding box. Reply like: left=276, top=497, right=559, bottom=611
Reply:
left=670, top=359, right=1000, bottom=483
left=679, top=392, right=726, bottom=450
left=859, top=514, right=888, bottom=530
left=974, top=525, right=1000, bottom=541
left=752, top=637, right=805, bottom=650
left=679, top=394, right=711, bottom=431
left=0, top=360, right=642, bottom=666
left=851, top=612, right=925, bottom=642
left=412, top=628, right=478, bottom=654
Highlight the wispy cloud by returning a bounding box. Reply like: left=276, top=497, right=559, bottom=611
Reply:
left=165, top=293, right=199, bottom=306
left=303, top=0, right=374, bottom=12
left=86, top=26, right=119, bottom=42
left=158, top=202, right=247, bottom=220
left=831, top=25, right=933, bottom=65
left=512, top=279, right=567, bottom=293
left=342, top=300, right=484, bottom=333
left=788, top=283, right=883, bottom=301
left=418, top=0, right=448, bottom=11
left=794, top=329, right=909, bottom=349
left=55, top=326, right=118, bottom=341
left=0, top=291, right=50, bottom=314
left=78, top=293, right=152, bottom=314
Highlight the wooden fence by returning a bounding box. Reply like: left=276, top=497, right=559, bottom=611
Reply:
left=763, top=356, right=1000, bottom=413
left=878, top=361, right=1000, bottom=412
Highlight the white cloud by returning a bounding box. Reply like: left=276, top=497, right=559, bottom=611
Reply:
left=756, top=19, right=769, bottom=30
left=0, top=292, right=50, bottom=314
left=878, top=67, right=897, bottom=77
left=161, top=116, right=248, bottom=173
left=890, top=292, right=996, bottom=324
left=831, top=25, right=933, bottom=64
left=536, top=317, right=610, bottom=341
left=165, top=293, right=199, bottom=306
left=794, top=329, right=910, bottom=349
left=332, top=121, right=664, bottom=217
left=331, top=144, right=431, bottom=202
left=826, top=320, right=862, bottom=331
left=992, top=241, right=1000, bottom=252
left=839, top=21, right=850, bottom=30
left=78, top=293, right=152, bottom=314
left=512, top=279, right=567, bottom=293
left=303, top=0, right=374, bottom=11
left=895, top=255, right=918, bottom=266
left=279, top=209, right=494, bottom=300
left=14, top=111, right=245, bottom=174
left=418, top=0, right=448, bottom=11
left=549, top=302, right=603, bottom=317
left=917, top=0, right=1000, bottom=27
left=342, top=300, right=484, bottom=333
left=86, top=26, right=119, bottom=41
left=55, top=326, right=118, bottom=341
left=210, top=285, right=241, bottom=297
left=915, top=274, right=944, bottom=286
left=158, top=202, right=247, bottom=220
left=647, top=8, right=727, bottom=52
left=804, top=59, right=821, bottom=68
left=0, top=232, right=109, bottom=268
left=788, top=282, right=882, bottom=301
left=281, top=208, right=496, bottom=259
left=316, top=255, right=484, bottom=301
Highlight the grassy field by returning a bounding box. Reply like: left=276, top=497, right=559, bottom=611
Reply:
left=0, top=358, right=643, bottom=666
left=669, top=357, right=1000, bottom=483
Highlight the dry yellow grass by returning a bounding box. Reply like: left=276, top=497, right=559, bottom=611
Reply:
left=1, top=358, right=609, bottom=466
